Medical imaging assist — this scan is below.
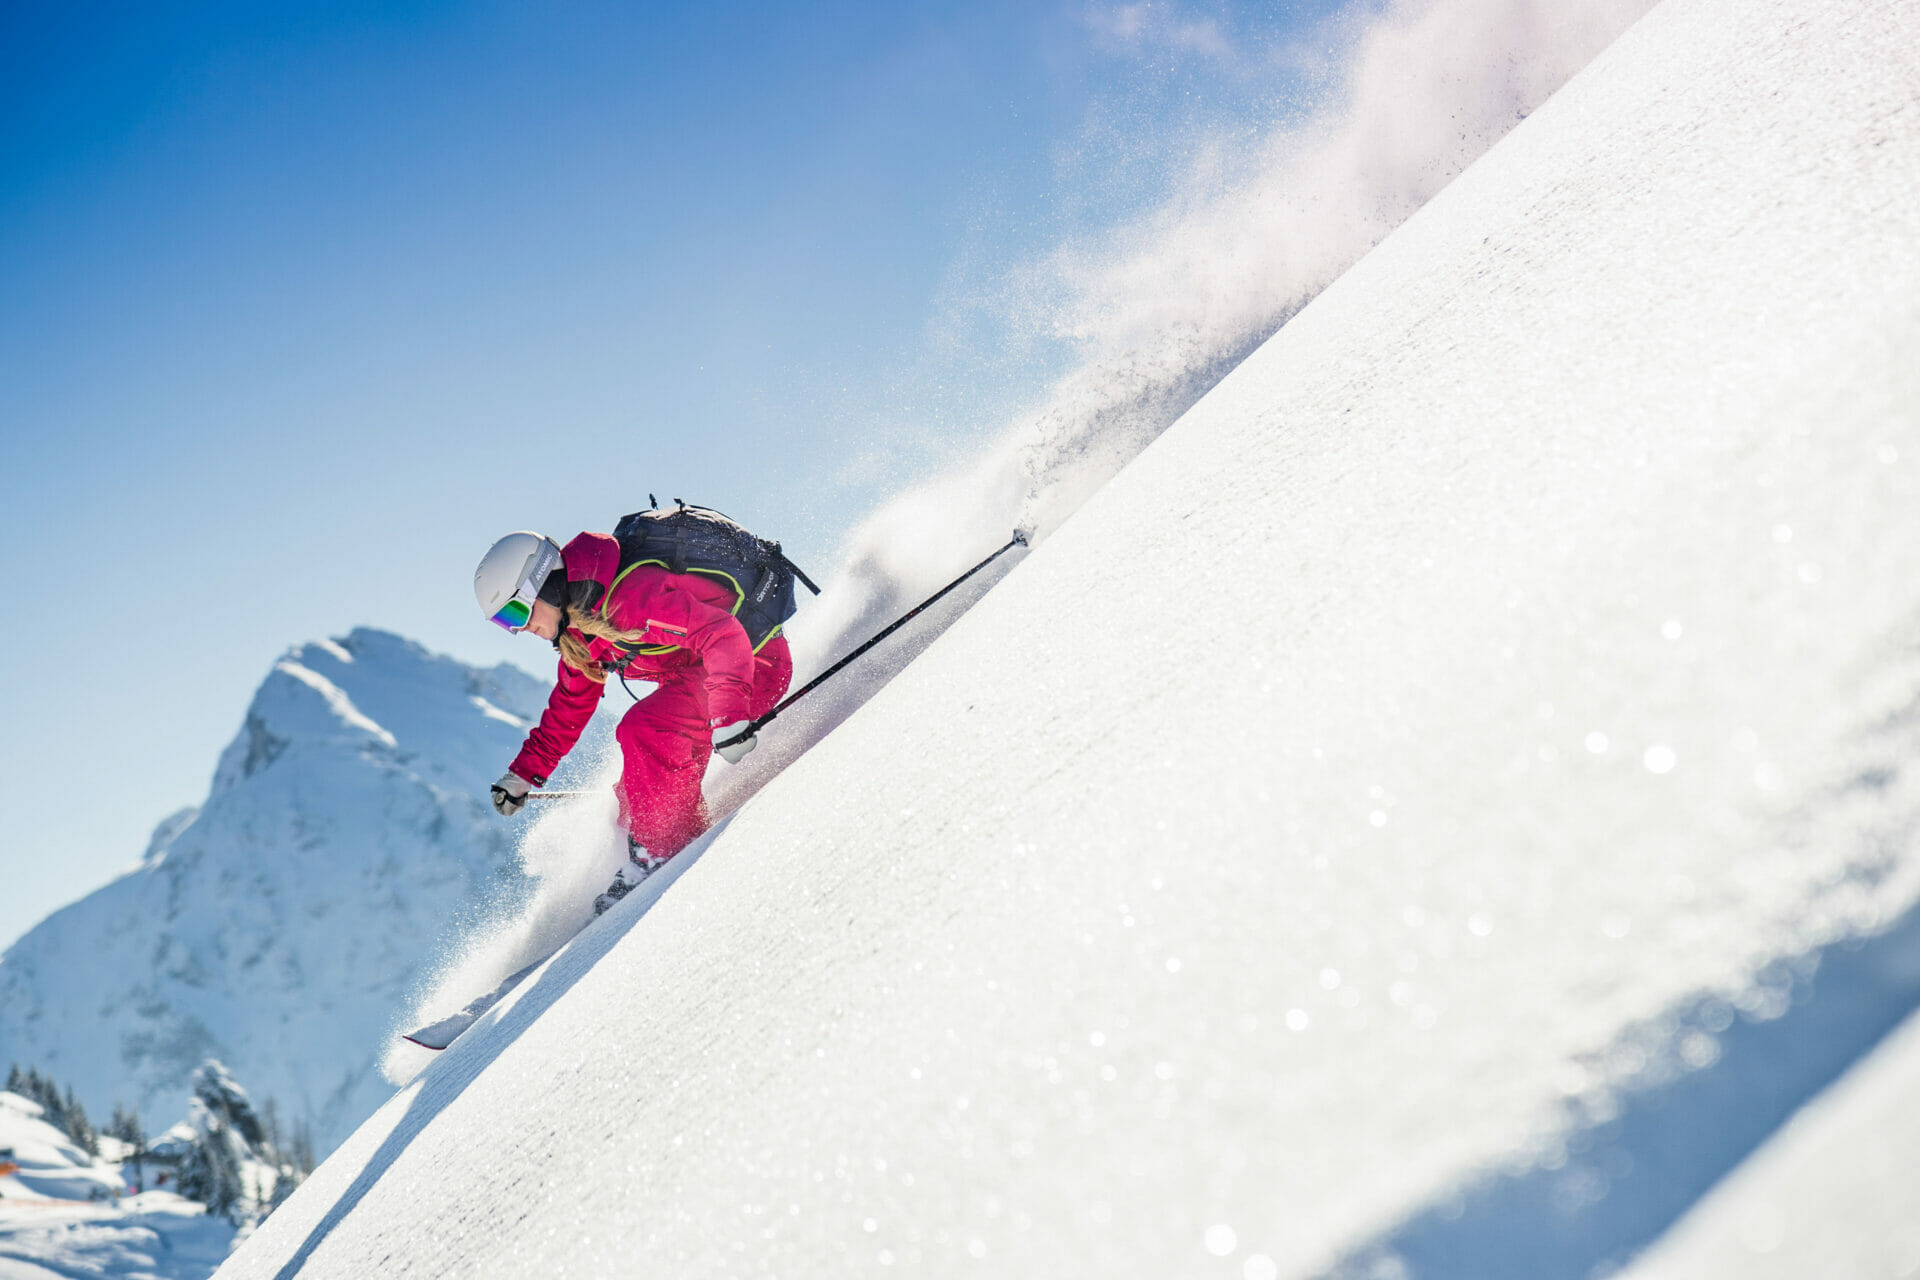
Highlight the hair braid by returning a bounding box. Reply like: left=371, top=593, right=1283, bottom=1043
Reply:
left=555, top=604, right=651, bottom=684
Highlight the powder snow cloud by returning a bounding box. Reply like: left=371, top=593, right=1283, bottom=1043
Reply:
left=789, top=0, right=1659, bottom=682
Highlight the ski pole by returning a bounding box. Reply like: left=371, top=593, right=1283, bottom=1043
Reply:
left=525, top=791, right=594, bottom=801
left=716, top=528, right=1030, bottom=751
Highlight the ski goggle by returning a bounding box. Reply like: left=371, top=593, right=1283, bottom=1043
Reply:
left=489, top=594, right=535, bottom=632
left=487, top=538, right=561, bottom=633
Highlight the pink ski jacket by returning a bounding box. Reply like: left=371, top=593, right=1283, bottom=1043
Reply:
left=507, top=531, right=756, bottom=785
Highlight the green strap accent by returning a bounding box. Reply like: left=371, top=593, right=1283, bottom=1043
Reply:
left=599, top=560, right=779, bottom=654
left=612, top=560, right=745, bottom=610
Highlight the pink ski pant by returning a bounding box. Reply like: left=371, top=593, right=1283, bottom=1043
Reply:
left=616, top=638, right=792, bottom=857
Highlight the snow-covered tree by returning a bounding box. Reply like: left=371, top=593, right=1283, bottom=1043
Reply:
left=176, top=1116, right=245, bottom=1220
left=192, top=1059, right=267, bottom=1149
left=170, top=1060, right=308, bottom=1225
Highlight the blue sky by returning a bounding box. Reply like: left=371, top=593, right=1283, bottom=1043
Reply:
left=0, top=0, right=1356, bottom=948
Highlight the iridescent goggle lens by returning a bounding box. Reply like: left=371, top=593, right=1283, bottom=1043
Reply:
left=490, top=595, right=534, bottom=632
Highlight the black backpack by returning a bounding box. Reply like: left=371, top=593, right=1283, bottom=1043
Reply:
left=610, top=501, right=818, bottom=652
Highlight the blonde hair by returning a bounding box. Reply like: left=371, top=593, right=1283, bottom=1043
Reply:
left=555, top=605, right=651, bottom=684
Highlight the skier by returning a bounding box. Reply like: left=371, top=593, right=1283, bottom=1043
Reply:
left=473, top=523, right=793, bottom=913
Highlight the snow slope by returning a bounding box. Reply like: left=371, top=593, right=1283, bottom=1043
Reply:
left=0, top=1090, right=232, bottom=1280
left=0, top=1091, right=126, bottom=1206
left=221, top=0, right=1920, bottom=1276
left=0, top=630, right=549, bottom=1155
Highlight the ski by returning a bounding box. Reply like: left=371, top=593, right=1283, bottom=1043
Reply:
left=401, top=852, right=648, bottom=1050
left=401, top=955, right=548, bottom=1050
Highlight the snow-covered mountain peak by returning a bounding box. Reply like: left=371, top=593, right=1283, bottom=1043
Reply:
left=207, top=628, right=538, bottom=800
left=0, top=628, right=553, bottom=1155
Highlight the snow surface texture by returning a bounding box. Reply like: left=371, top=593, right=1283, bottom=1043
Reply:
left=0, top=630, right=549, bottom=1155
left=216, top=0, right=1920, bottom=1276
left=0, top=1090, right=232, bottom=1280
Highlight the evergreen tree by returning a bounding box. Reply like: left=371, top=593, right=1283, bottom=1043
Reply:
left=253, top=1095, right=310, bottom=1214
left=24, top=1068, right=62, bottom=1126
left=153, top=1061, right=312, bottom=1225
left=107, top=1103, right=146, bottom=1150
left=290, top=1120, right=317, bottom=1175
left=61, top=1084, right=98, bottom=1156
left=176, top=1116, right=243, bottom=1222
left=107, top=1102, right=148, bottom=1194
left=2, top=1065, right=106, bottom=1158
left=261, top=1097, right=284, bottom=1155
left=177, top=1059, right=319, bottom=1224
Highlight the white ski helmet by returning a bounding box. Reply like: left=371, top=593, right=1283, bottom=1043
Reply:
left=475, top=532, right=563, bottom=631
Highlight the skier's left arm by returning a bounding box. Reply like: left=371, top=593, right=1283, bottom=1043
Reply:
left=508, top=655, right=606, bottom=786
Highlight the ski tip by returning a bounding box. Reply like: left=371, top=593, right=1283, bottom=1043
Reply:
left=400, top=1033, right=450, bottom=1052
